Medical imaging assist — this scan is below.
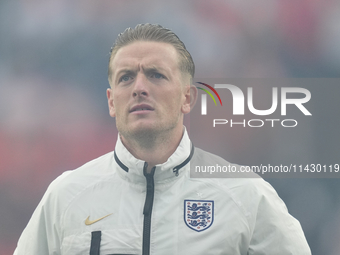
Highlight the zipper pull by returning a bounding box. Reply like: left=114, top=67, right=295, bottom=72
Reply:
left=173, top=167, right=179, bottom=177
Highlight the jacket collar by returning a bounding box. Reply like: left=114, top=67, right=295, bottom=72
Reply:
left=114, top=127, right=193, bottom=184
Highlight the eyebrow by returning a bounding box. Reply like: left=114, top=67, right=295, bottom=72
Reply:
left=116, top=69, right=136, bottom=76
left=114, top=65, right=170, bottom=84
left=142, top=67, right=164, bottom=75
left=118, top=66, right=166, bottom=75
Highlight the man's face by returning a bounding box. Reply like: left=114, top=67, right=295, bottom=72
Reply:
left=107, top=41, right=192, bottom=140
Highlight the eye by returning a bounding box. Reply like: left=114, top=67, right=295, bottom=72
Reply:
left=151, top=72, right=165, bottom=79
left=119, top=75, right=132, bottom=83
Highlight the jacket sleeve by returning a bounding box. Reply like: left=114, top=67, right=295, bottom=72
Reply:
left=14, top=172, right=71, bottom=255
left=248, top=180, right=311, bottom=255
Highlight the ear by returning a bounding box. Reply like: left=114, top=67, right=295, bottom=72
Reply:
left=107, top=88, right=116, bottom=117
left=181, top=85, right=198, bottom=114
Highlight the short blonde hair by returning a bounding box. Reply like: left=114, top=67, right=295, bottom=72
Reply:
left=108, top=24, right=195, bottom=83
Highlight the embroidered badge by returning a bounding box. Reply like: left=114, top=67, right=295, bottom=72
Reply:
left=184, top=200, right=214, bottom=232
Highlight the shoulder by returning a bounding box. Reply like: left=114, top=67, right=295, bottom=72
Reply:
left=189, top=146, right=284, bottom=214
left=14, top=151, right=118, bottom=254
left=190, top=148, right=311, bottom=253
left=42, top=151, right=116, bottom=209
left=53, top=151, right=115, bottom=185
left=191, top=146, right=259, bottom=179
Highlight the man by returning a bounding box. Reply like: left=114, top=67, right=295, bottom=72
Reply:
left=14, top=24, right=311, bottom=255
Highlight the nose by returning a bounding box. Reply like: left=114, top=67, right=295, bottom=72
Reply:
left=132, top=73, right=149, bottom=98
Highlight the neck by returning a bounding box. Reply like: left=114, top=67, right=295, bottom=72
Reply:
left=120, top=127, right=184, bottom=173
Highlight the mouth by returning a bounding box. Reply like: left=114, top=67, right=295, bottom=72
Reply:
left=130, top=104, right=154, bottom=113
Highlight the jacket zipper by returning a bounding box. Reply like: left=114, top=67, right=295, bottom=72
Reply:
left=142, top=163, right=156, bottom=255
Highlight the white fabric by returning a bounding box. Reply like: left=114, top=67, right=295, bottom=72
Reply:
left=14, top=129, right=311, bottom=255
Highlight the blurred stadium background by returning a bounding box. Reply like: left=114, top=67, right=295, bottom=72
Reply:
left=1, top=0, right=340, bottom=254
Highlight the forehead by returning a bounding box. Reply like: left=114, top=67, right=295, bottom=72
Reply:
left=110, top=41, right=180, bottom=75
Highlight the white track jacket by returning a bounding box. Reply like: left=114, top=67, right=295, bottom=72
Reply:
left=14, top=130, right=311, bottom=255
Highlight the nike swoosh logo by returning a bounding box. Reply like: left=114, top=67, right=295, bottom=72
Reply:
left=85, top=213, right=113, bottom=225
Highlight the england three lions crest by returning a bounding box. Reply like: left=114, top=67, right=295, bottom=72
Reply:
left=184, top=200, right=214, bottom=232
